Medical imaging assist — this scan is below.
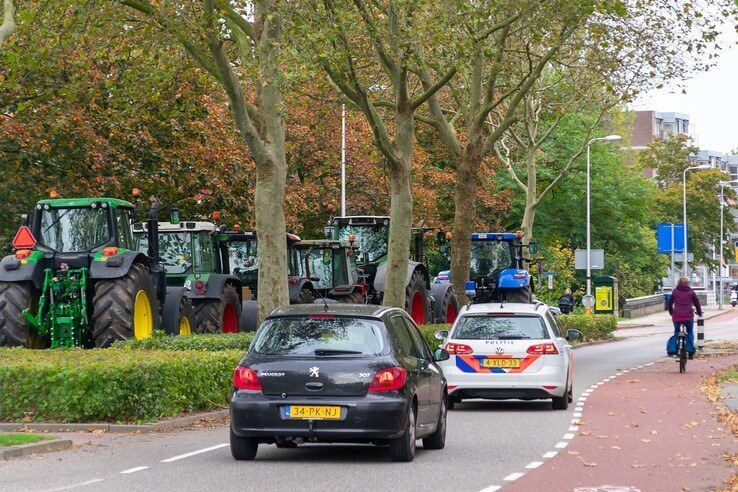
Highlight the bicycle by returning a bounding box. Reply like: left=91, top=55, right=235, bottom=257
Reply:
left=676, top=323, right=688, bottom=373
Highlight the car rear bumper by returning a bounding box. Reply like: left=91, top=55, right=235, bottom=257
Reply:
left=230, top=391, right=409, bottom=441
left=446, top=376, right=568, bottom=399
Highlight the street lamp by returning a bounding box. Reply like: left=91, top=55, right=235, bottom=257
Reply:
left=717, top=180, right=738, bottom=308
left=341, top=103, right=346, bottom=216
left=584, top=134, right=622, bottom=314
left=682, top=164, right=712, bottom=278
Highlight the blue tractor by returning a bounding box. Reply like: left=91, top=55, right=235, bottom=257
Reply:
left=435, top=232, right=538, bottom=303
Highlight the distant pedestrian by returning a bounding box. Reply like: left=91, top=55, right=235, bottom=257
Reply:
left=667, top=277, right=702, bottom=358
left=558, top=288, right=575, bottom=315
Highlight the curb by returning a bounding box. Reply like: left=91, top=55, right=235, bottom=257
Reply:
left=572, top=338, right=618, bottom=350
left=0, top=439, right=72, bottom=460
left=617, top=309, right=726, bottom=330
left=0, top=409, right=229, bottom=434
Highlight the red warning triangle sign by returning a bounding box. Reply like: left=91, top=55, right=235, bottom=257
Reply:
left=13, top=226, right=37, bottom=249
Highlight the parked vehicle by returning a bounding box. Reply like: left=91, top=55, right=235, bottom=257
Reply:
left=435, top=232, right=538, bottom=303
left=731, top=290, right=737, bottom=308
left=327, top=216, right=458, bottom=325
left=434, top=302, right=581, bottom=410
left=229, top=304, right=449, bottom=462
left=0, top=197, right=172, bottom=348
left=292, top=239, right=366, bottom=303
left=133, top=219, right=242, bottom=334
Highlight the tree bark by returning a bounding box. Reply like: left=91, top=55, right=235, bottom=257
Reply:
left=0, top=0, right=16, bottom=47
left=521, top=146, right=538, bottom=242
left=383, top=109, right=414, bottom=308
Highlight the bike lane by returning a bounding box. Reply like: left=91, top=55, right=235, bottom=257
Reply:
left=505, top=352, right=738, bottom=492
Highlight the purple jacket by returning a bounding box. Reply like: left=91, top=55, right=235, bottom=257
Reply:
left=667, top=284, right=702, bottom=322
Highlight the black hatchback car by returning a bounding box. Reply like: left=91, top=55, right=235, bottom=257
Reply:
left=229, top=304, right=449, bottom=462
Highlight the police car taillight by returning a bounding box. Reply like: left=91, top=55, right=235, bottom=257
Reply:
left=526, top=343, right=558, bottom=355
left=444, top=342, right=473, bottom=355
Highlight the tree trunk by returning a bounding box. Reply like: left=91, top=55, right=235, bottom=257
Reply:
left=521, top=147, right=538, bottom=242
left=383, top=110, right=414, bottom=308
left=450, top=144, right=482, bottom=303
left=254, top=160, right=290, bottom=320
left=0, top=0, right=16, bottom=47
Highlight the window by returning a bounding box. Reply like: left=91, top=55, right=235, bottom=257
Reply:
left=470, top=241, right=512, bottom=276
left=229, top=240, right=258, bottom=273
left=545, top=311, right=561, bottom=338
left=251, top=316, right=385, bottom=356
left=403, top=317, right=431, bottom=360
left=116, top=208, right=134, bottom=250
left=387, top=315, right=420, bottom=357
left=154, top=233, right=193, bottom=274
left=452, top=315, right=549, bottom=340
left=39, top=207, right=110, bottom=252
left=195, top=233, right=214, bottom=272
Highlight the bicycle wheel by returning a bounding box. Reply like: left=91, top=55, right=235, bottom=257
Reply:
left=678, top=338, right=687, bottom=373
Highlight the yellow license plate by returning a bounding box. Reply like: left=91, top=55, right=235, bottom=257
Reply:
left=482, top=358, right=520, bottom=368
left=287, top=405, right=341, bottom=420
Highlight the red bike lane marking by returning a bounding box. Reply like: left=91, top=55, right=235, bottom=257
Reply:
left=504, top=355, right=738, bottom=492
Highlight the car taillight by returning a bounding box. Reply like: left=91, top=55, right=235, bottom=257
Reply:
left=368, top=366, right=407, bottom=392
left=233, top=365, right=262, bottom=391
left=527, top=343, right=559, bottom=355
left=444, top=342, right=473, bottom=355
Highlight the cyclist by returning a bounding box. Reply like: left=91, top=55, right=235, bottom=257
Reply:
left=667, top=277, right=702, bottom=359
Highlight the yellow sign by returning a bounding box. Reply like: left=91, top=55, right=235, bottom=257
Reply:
left=288, top=405, right=341, bottom=420
left=595, top=286, right=612, bottom=311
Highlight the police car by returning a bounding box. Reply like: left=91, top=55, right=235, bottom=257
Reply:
left=435, top=302, right=581, bottom=410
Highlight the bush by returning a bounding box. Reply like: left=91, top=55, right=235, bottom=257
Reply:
left=0, top=348, right=242, bottom=423
left=112, top=331, right=255, bottom=352
left=419, top=324, right=451, bottom=350
left=556, top=314, right=616, bottom=341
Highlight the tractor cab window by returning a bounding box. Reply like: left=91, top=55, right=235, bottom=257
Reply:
left=115, top=208, right=134, bottom=250
left=194, top=232, right=215, bottom=273
left=332, top=251, right=350, bottom=287
left=39, top=207, right=111, bottom=252
left=470, top=241, right=512, bottom=276
left=154, top=232, right=193, bottom=274
left=229, top=240, right=258, bottom=274
left=296, top=248, right=333, bottom=290
left=336, top=224, right=388, bottom=263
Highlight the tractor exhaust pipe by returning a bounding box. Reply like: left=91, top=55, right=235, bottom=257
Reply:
left=147, top=198, right=166, bottom=306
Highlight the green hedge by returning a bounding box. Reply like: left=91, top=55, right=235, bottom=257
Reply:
left=112, top=331, right=255, bottom=352
left=556, top=314, right=616, bottom=341
left=0, top=348, right=242, bottom=423
left=419, top=324, right=451, bottom=350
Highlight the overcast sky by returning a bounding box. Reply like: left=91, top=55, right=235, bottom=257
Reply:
left=632, top=21, right=738, bottom=154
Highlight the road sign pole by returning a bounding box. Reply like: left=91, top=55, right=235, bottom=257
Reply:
left=719, top=184, right=724, bottom=309
left=670, top=224, right=675, bottom=289
left=586, top=143, right=592, bottom=314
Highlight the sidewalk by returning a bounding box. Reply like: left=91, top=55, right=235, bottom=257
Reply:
left=505, top=353, right=738, bottom=492
left=618, top=306, right=730, bottom=329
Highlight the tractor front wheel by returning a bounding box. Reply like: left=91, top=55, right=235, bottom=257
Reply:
left=92, top=263, right=158, bottom=347
left=0, top=282, right=37, bottom=347
left=406, top=270, right=430, bottom=325
left=194, top=284, right=241, bottom=334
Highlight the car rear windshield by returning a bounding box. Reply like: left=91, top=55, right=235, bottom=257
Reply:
left=251, top=316, right=385, bottom=356
left=453, top=315, right=548, bottom=340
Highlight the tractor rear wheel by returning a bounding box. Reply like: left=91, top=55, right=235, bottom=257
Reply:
left=0, top=282, right=36, bottom=347
left=439, top=289, right=459, bottom=324
left=162, top=293, right=195, bottom=336
left=406, top=270, right=430, bottom=325
left=194, top=284, right=241, bottom=334
left=337, top=291, right=364, bottom=304
left=504, top=285, right=532, bottom=303
left=295, top=288, right=314, bottom=304
left=92, top=263, right=158, bottom=347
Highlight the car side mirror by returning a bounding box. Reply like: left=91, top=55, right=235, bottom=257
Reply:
left=434, top=330, right=449, bottom=341
left=433, top=348, right=450, bottom=362
left=528, top=240, right=538, bottom=254
left=566, top=329, right=582, bottom=341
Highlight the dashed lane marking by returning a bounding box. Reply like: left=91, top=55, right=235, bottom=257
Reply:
left=479, top=486, right=501, bottom=492
left=161, top=443, right=230, bottom=463
left=503, top=473, right=525, bottom=481
left=543, top=451, right=558, bottom=458
left=573, top=412, right=582, bottom=418
left=120, top=466, right=149, bottom=474
left=525, top=461, right=543, bottom=469
left=555, top=441, right=569, bottom=449
left=563, top=433, right=575, bottom=440
left=45, top=479, right=105, bottom=491
left=569, top=426, right=579, bottom=431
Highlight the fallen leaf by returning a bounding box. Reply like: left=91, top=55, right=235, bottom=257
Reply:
left=567, top=450, right=580, bottom=455
left=632, top=463, right=645, bottom=468
left=580, top=430, right=592, bottom=436
left=596, top=435, right=609, bottom=439
left=641, top=439, right=651, bottom=443
left=611, top=445, right=621, bottom=450
left=650, top=430, right=658, bottom=435
left=584, top=462, right=598, bottom=467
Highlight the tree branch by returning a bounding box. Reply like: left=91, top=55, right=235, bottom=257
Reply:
left=475, top=12, right=520, bottom=42
left=216, top=0, right=255, bottom=41
left=495, top=139, right=527, bottom=192
left=0, top=0, right=17, bottom=47
left=410, top=66, right=456, bottom=111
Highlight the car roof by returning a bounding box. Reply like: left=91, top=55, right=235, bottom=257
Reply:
left=268, top=303, right=401, bottom=319
left=460, top=302, right=549, bottom=315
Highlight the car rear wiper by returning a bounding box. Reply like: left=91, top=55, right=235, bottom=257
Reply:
left=495, top=335, right=531, bottom=340
left=314, top=349, right=363, bottom=356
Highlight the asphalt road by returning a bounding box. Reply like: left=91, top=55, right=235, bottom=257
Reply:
left=3, top=312, right=737, bottom=492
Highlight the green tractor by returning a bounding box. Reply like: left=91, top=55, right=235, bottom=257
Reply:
left=0, top=197, right=168, bottom=348
left=291, top=239, right=366, bottom=304
left=132, top=218, right=242, bottom=334
left=327, top=216, right=459, bottom=325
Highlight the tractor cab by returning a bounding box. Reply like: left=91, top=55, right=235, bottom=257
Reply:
left=291, top=239, right=365, bottom=302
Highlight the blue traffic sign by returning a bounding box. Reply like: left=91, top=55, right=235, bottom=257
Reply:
left=657, top=223, right=687, bottom=254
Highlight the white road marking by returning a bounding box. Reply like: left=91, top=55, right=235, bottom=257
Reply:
left=563, top=433, right=575, bottom=440
left=479, top=486, right=501, bottom=492
left=526, top=461, right=543, bottom=469
left=571, top=418, right=581, bottom=424
left=573, top=412, right=582, bottom=418
left=503, top=472, right=525, bottom=481
left=161, top=443, right=230, bottom=463
left=120, top=466, right=149, bottom=474
left=575, top=406, right=584, bottom=412
left=543, top=451, right=558, bottom=458
left=45, top=479, right=104, bottom=491
left=578, top=396, right=588, bottom=401
left=569, top=426, right=579, bottom=431
left=588, top=385, right=597, bottom=390
left=555, top=441, right=569, bottom=449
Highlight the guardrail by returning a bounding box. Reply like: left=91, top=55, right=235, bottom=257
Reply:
left=622, top=294, right=663, bottom=319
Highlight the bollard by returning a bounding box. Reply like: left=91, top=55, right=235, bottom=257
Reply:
left=696, top=317, right=705, bottom=349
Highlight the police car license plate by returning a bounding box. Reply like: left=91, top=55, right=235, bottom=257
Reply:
left=482, top=358, right=520, bottom=368
left=287, top=405, right=341, bottom=420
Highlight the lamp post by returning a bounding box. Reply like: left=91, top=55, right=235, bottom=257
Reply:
left=682, top=164, right=712, bottom=278
left=584, top=134, right=622, bottom=314
left=717, top=180, right=738, bottom=309
left=341, top=103, right=346, bottom=216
